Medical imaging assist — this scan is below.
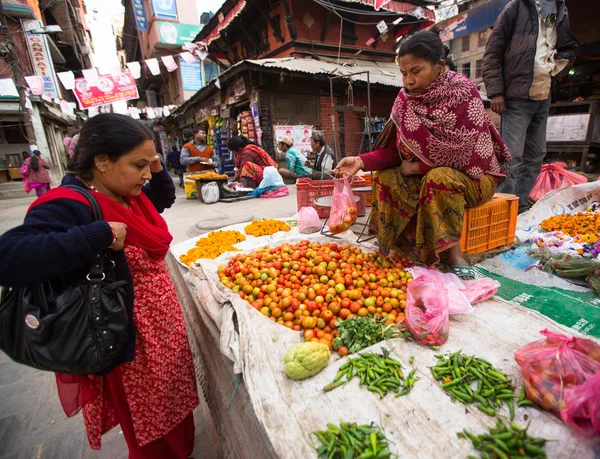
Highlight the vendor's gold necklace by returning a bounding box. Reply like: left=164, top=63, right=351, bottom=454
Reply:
left=81, top=178, right=129, bottom=208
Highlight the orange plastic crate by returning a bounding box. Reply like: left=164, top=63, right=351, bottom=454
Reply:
left=460, top=193, right=519, bottom=254
left=361, top=173, right=374, bottom=207
left=296, top=176, right=367, bottom=218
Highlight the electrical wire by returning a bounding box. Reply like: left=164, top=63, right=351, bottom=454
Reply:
left=312, top=0, right=430, bottom=26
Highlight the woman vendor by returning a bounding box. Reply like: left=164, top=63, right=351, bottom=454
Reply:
left=335, top=31, right=511, bottom=279
left=228, top=136, right=279, bottom=187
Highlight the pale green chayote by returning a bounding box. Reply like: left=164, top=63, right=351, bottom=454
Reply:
left=283, top=342, right=331, bottom=380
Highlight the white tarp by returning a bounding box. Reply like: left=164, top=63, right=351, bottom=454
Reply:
left=171, top=221, right=600, bottom=458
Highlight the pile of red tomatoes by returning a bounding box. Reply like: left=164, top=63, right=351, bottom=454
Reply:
left=217, top=241, right=412, bottom=350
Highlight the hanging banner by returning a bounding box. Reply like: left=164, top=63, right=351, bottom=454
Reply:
left=0, top=79, right=19, bottom=98
left=196, top=49, right=208, bottom=61
left=179, top=57, right=202, bottom=91
left=57, top=71, right=75, bottom=90
left=126, top=61, right=142, bottom=79
left=161, top=55, right=178, bottom=72
left=133, top=0, right=148, bottom=31
left=274, top=125, right=314, bottom=152
left=129, top=106, right=140, bottom=119
left=23, top=20, right=61, bottom=98
left=72, top=71, right=139, bottom=110
left=226, top=77, right=246, bottom=104
left=152, top=0, right=177, bottom=20
left=180, top=52, right=196, bottom=64
left=24, top=75, right=44, bottom=95
left=82, top=68, right=100, bottom=87
left=145, top=58, right=160, bottom=76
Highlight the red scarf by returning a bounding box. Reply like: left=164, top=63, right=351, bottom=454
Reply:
left=29, top=186, right=172, bottom=259
left=236, top=144, right=278, bottom=169
left=391, top=67, right=511, bottom=179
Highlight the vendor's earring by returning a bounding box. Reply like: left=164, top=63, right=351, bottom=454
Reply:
left=96, top=163, right=106, bottom=175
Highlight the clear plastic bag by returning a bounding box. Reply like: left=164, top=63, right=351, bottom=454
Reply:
left=328, top=177, right=358, bottom=234
left=201, top=182, right=220, bottom=204
left=298, top=206, right=322, bottom=234
left=405, top=276, right=450, bottom=346
left=561, top=372, right=600, bottom=437
left=530, top=162, right=587, bottom=201
left=514, top=329, right=600, bottom=414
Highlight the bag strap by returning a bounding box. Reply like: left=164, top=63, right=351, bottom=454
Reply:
left=63, top=185, right=108, bottom=281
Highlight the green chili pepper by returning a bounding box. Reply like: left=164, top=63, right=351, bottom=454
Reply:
left=477, top=405, right=497, bottom=416
left=409, top=356, right=414, bottom=365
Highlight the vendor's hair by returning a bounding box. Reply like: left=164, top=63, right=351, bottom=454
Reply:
left=192, top=126, right=204, bottom=134
left=228, top=135, right=259, bottom=151
left=311, top=131, right=326, bottom=147
left=397, top=31, right=445, bottom=65
left=30, top=150, right=41, bottom=171
left=67, top=113, right=153, bottom=181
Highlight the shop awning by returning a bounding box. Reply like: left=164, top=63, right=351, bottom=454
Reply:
left=246, top=57, right=403, bottom=88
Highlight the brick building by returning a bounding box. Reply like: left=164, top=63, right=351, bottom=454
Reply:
left=0, top=0, right=93, bottom=185
left=159, top=0, right=435, bottom=170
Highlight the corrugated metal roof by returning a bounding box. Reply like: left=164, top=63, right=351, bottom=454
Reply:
left=246, top=58, right=403, bottom=87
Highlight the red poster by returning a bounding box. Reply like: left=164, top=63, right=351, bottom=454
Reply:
left=72, top=71, right=139, bottom=110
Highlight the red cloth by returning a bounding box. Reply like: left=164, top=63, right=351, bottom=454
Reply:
left=29, top=186, right=173, bottom=260
left=391, top=67, right=511, bottom=179
left=236, top=145, right=277, bottom=171
left=105, top=366, right=195, bottom=459
left=82, top=245, right=198, bottom=450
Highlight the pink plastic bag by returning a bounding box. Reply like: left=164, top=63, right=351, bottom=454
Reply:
left=530, top=162, right=587, bottom=201
left=514, top=330, right=600, bottom=416
left=405, top=276, right=450, bottom=346
left=411, top=267, right=473, bottom=314
left=328, top=177, right=358, bottom=234
left=298, top=206, right=322, bottom=234
left=561, top=372, right=600, bottom=437
left=461, top=278, right=500, bottom=304
left=19, top=161, right=29, bottom=177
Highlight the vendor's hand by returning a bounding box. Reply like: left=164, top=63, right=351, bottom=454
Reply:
left=491, top=96, right=506, bottom=115
left=107, top=222, right=127, bottom=251
left=150, top=155, right=163, bottom=173
left=334, top=156, right=364, bottom=178
left=400, top=161, right=421, bottom=176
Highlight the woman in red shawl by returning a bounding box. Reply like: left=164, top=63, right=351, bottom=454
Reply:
left=0, top=114, right=198, bottom=458
left=335, top=31, right=511, bottom=278
left=228, top=135, right=278, bottom=187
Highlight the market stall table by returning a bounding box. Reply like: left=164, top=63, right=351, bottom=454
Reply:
left=167, top=226, right=600, bottom=459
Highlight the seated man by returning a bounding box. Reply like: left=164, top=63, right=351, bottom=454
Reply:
left=277, top=136, right=313, bottom=180
left=309, top=131, right=337, bottom=179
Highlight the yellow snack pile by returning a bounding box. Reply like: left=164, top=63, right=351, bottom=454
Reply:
left=187, top=172, right=228, bottom=180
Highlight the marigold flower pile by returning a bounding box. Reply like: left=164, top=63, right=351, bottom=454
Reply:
left=532, top=202, right=600, bottom=258
left=245, top=219, right=291, bottom=237
left=180, top=230, right=246, bottom=266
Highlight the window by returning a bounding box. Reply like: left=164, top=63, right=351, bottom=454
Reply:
left=462, top=62, right=471, bottom=79
left=462, top=35, right=470, bottom=52
left=204, top=61, right=219, bottom=82
left=475, top=59, right=484, bottom=79
left=342, top=18, right=358, bottom=45
left=478, top=31, right=488, bottom=48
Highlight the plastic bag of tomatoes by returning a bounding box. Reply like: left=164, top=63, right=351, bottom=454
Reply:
left=405, top=276, right=450, bottom=346
left=514, top=329, right=600, bottom=433
left=328, top=178, right=358, bottom=234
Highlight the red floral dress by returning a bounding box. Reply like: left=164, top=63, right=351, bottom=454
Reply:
left=82, top=244, right=198, bottom=450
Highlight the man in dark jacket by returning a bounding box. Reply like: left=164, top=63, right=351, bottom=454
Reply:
left=483, top=0, right=578, bottom=213
left=308, top=131, right=337, bottom=179
left=166, top=146, right=186, bottom=188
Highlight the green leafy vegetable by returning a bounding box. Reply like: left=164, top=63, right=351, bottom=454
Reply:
left=333, top=316, right=401, bottom=354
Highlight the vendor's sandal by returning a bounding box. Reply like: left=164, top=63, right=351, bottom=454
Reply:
left=450, top=265, right=475, bottom=279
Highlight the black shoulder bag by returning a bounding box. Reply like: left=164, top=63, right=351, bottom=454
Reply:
left=0, top=185, right=129, bottom=374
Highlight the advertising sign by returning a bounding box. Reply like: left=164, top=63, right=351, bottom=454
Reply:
left=133, top=0, right=148, bottom=31
left=157, top=21, right=202, bottom=46
left=152, top=0, right=178, bottom=20
left=274, top=125, right=313, bottom=152
left=23, top=20, right=61, bottom=99
left=179, top=57, right=202, bottom=91
left=72, top=71, right=139, bottom=110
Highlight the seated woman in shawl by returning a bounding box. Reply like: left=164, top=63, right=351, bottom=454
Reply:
left=335, top=31, right=511, bottom=278
left=228, top=136, right=279, bottom=187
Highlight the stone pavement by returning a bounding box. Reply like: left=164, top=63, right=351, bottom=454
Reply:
left=0, top=183, right=300, bottom=458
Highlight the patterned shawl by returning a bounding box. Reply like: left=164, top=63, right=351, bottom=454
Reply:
left=236, top=144, right=278, bottom=169
left=391, top=67, right=511, bottom=179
